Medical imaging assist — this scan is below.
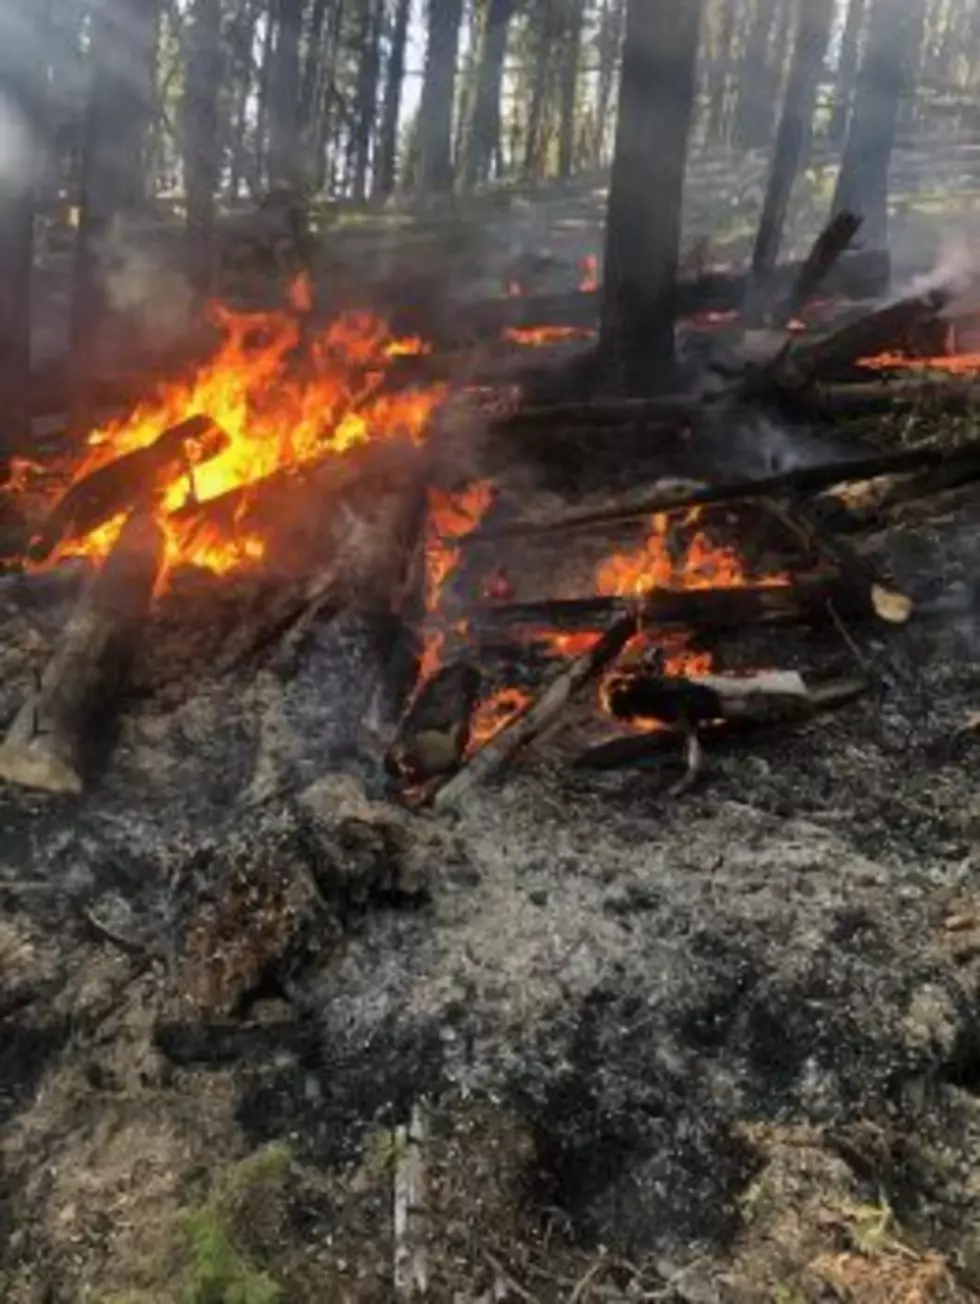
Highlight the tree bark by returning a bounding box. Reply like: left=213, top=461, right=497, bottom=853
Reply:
left=183, top=0, right=223, bottom=294
left=598, top=0, right=703, bottom=396
left=828, top=0, right=866, bottom=146
left=267, top=0, right=305, bottom=188
left=376, top=0, right=412, bottom=197
left=557, top=0, right=588, bottom=178
left=417, top=0, right=464, bottom=192
left=523, top=0, right=561, bottom=179
left=831, top=0, right=923, bottom=249
left=462, top=0, right=514, bottom=188
left=705, top=0, right=737, bottom=144
left=590, top=0, right=626, bottom=168
left=751, top=0, right=835, bottom=277
left=350, top=0, right=384, bottom=200
left=70, top=0, right=161, bottom=420
left=0, top=3, right=42, bottom=480
left=733, top=0, right=779, bottom=149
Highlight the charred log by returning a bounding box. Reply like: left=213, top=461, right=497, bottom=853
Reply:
left=0, top=510, right=165, bottom=794
left=770, top=211, right=864, bottom=327
left=29, top=414, right=228, bottom=562
left=386, top=661, right=482, bottom=783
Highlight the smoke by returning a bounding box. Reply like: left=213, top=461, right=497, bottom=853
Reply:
left=100, top=215, right=196, bottom=346
left=0, top=92, right=37, bottom=193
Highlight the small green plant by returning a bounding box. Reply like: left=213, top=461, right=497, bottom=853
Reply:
left=177, top=1203, right=282, bottom=1304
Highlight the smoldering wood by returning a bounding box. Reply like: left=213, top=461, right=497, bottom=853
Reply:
left=770, top=211, right=864, bottom=327
left=475, top=577, right=872, bottom=639
left=574, top=676, right=870, bottom=770
left=802, top=376, right=980, bottom=418
left=430, top=610, right=639, bottom=810
left=762, top=496, right=913, bottom=623
left=471, top=437, right=975, bottom=542
left=760, top=287, right=951, bottom=392
left=606, top=669, right=809, bottom=727
left=386, top=660, right=482, bottom=783
left=419, top=250, right=891, bottom=344
left=0, top=510, right=165, bottom=795
left=29, top=413, right=228, bottom=562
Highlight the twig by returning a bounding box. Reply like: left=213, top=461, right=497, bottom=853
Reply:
left=393, top=1102, right=429, bottom=1300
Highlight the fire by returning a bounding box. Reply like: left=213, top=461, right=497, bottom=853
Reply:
left=597, top=507, right=788, bottom=599
left=34, top=279, right=445, bottom=574
left=415, top=481, right=496, bottom=686
left=579, top=255, right=598, bottom=292
left=503, top=325, right=596, bottom=347
left=858, top=350, right=980, bottom=375
left=469, top=686, right=531, bottom=748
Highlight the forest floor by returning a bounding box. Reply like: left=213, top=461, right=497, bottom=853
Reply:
left=7, top=147, right=980, bottom=1302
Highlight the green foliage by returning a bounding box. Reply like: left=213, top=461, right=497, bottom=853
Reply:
left=177, top=1204, right=282, bottom=1304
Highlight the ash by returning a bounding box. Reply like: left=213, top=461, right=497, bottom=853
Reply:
left=5, top=500, right=980, bottom=1301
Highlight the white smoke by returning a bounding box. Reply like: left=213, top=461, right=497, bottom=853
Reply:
left=100, top=214, right=195, bottom=344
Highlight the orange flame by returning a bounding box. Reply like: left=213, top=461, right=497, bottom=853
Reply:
left=38, top=280, right=445, bottom=575
left=503, top=325, right=596, bottom=348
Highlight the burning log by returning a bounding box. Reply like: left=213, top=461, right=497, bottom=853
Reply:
left=29, top=413, right=228, bottom=562
left=475, top=577, right=873, bottom=640
left=0, top=510, right=165, bottom=794
left=431, top=610, right=639, bottom=810
left=760, top=287, right=951, bottom=392
left=472, top=437, right=980, bottom=542
left=576, top=676, right=869, bottom=770
left=434, top=250, right=890, bottom=344
left=386, top=661, right=482, bottom=783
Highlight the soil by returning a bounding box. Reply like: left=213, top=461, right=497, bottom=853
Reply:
left=4, top=443, right=980, bottom=1304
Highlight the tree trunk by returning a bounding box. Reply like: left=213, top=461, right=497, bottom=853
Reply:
left=183, top=0, right=223, bottom=293
left=831, top=0, right=923, bottom=249
left=71, top=0, right=160, bottom=413
left=350, top=0, right=384, bottom=200
left=417, top=0, right=465, bottom=193
left=0, top=3, right=42, bottom=480
left=828, top=0, right=866, bottom=146
left=461, top=0, right=513, bottom=188
left=299, top=0, right=332, bottom=137
left=268, top=0, right=305, bottom=188
left=752, top=0, right=835, bottom=276
left=705, top=0, right=737, bottom=144
left=228, top=0, right=262, bottom=197
left=590, top=0, right=626, bottom=167
left=557, top=0, right=588, bottom=178
left=254, top=5, right=278, bottom=192
left=376, top=0, right=412, bottom=197
left=523, top=0, right=560, bottom=178
left=599, top=0, right=703, bottom=396
left=733, top=0, right=779, bottom=149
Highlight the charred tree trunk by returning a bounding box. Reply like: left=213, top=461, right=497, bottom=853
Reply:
left=831, top=0, right=922, bottom=250
left=0, top=3, right=42, bottom=480
left=598, top=0, right=703, bottom=396
left=462, top=0, right=514, bottom=188
left=71, top=0, right=160, bottom=418
left=752, top=0, right=835, bottom=277
left=557, top=0, right=588, bottom=178
left=183, top=0, right=223, bottom=294
left=267, top=0, right=304, bottom=188
left=828, top=0, right=866, bottom=146
left=417, top=0, right=464, bottom=192
left=376, top=0, right=412, bottom=197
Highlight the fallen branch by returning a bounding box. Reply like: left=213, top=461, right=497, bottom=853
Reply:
left=576, top=676, right=869, bottom=770
left=771, top=211, right=864, bottom=327
left=470, top=438, right=968, bottom=542
left=393, top=1103, right=429, bottom=1300
left=431, top=610, right=639, bottom=810
left=0, top=509, right=165, bottom=794
left=29, top=413, right=227, bottom=562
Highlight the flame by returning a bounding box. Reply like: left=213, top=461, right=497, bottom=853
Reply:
left=33, top=278, right=445, bottom=574
left=596, top=507, right=788, bottom=600
left=858, top=350, right=980, bottom=375
left=468, top=686, right=531, bottom=748
left=414, top=481, right=496, bottom=687
left=579, top=255, right=598, bottom=292
left=503, top=325, right=596, bottom=347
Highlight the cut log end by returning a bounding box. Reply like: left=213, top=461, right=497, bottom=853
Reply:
left=871, top=583, right=914, bottom=624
